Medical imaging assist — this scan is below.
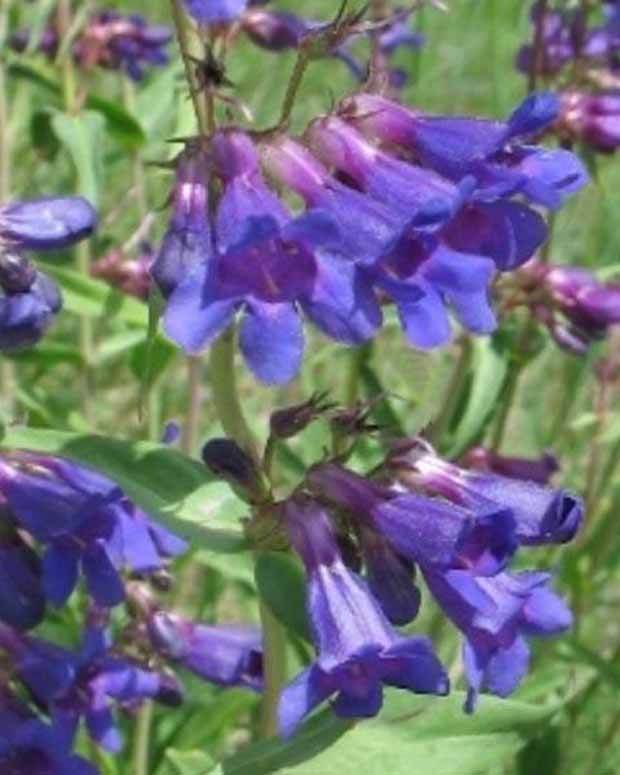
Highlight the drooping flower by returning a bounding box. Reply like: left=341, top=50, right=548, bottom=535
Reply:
left=0, top=453, right=187, bottom=608
left=163, top=131, right=355, bottom=384
left=342, top=91, right=588, bottom=208
left=0, top=686, right=97, bottom=775
left=557, top=91, right=620, bottom=153
left=148, top=611, right=263, bottom=691
left=278, top=497, right=448, bottom=738
left=0, top=527, right=45, bottom=631
left=387, top=439, right=582, bottom=546
left=308, top=462, right=517, bottom=575
left=1, top=624, right=182, bottom=753
left=0, top=196, right=97, bottom=251
left=0, top=254, right=62, bottom=351
left=422, top=568, right=572, bottom=712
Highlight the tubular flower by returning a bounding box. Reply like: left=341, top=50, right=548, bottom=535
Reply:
left=342, top=91, right=588, bottom=208
left=0, top=625, right=182, bottom=754
left=557, top=91, right=620, bottom=153
left=148, top=611, right=264, bottom=691
left=387, top=439, right=583, bottom=546
left=422, top=568, right=572, bottom=712
left=308, top=462, right=518, bottom=575
left=0, top=686, right=97, bottom=775
left=162, top=132, right=364, bottom=384
left=0, top=453, right=187, bottom=608
left=279, top=497, right=448, bottom=738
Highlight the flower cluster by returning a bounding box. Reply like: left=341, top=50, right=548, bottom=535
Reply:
left=274, top=433, right=581, bottom=736
left=516, top=259, right=620, bottom=354
left=11, top=9, right=171, bottom=81
left=152, top=92, right=586, bottom=384
left=518, top=1, right=620, bottom=151
left=0, top=196, right=96, bottom=350
left=0, top=452, right=264, bottom=768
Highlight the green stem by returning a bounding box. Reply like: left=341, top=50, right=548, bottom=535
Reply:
left=428, top=336, right=472, bottom=448
left=132, top=701, right=154, bottom=775
left=180, top=356, right=203, bottom=455
left=208, top=331, right=258, bottom=460
left=169, top=0, right=208, bottom=134
left=0, top=0, right=16, bottom=420
left=279, top=50, right=310, bottom=127
left=258, top=598, right=288, bottom=739
left=344, top=344, right=370, bottom=407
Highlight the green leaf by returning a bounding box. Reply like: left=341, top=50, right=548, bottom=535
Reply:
left=445, top=333, right=510, bottom=457
left=85, top=94, right=146, bottom=151
left=165, top=750, right=217, bottom=775
left=216, top=692, right=558, bottom=775
left=0, top=427, right=247, bottom=553
left=254, top=552, right=310, bottom=641
left=51, top=110, right=104, bottom=207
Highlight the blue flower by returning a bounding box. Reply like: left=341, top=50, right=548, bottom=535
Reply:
left=2, top=625, right=182, bottom=753
left=422, top=568, right=572, bottom=712
left=0, top=687, right=97, bottom=775
left=0, top=196, right=97, bottom=251
left=309, top=463, right=517, bottom=575
left=148, top=611, right=264, bottom=691
left=0, top=453, right=187, bottom=608
left=0, top=533, right=45, bottom=631
left=0, top=264, right=62, bottom=351
left=279, top=497, right=448, bottom=738
left=387, top=439, right=583, bottom=546
left=183, top=0, right=248, bottom=25
left=343, top=92, right=588, bottom=207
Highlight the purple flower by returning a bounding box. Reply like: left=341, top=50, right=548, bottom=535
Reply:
left=422, top=568, right=572, bottom=712
left=163, top=132, right=350, bottom=384
left=462, top=447, right=559, bottom=486
left=0, top=453, right=187, bottom=608
left=150, top=148, right=211, bottom=298
left=0, top=530, right=45, bottom=631
left=308, top=463, right=517, bottom=576
left=0, top=196, right=97, bottom=251
left=523, top=260, right=620, bottom=351
left=91, top=243, right=153, bottom=301
left=183, top=0, right=248, bottom=25
left=1, top=625, right=182, bottom=753
left=388, top=439, right=582, bottom=546
left=558, top=91, right=620, bottom=153
left=343, top=92, right=588, bottom=208
left=242, top=7, right=311, bottom=50
left=0, top=686, right=97, bottom=775
left=279, top=497, right=448, bottom=738
left=0, top=264, right=62, bottom=351
left=148, top=611, right=263, bottom=691
left=76, top=12, right=171, bottom=81
left=358, top=526, right=421, bottom=626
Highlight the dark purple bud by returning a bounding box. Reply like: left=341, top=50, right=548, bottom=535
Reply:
left=0, top=533, right=45, bottom=631
left=148, top=611, right=263, bottom=691
left=201, top=438, right=265, bottom=501
left=0, top=196, right=97, bottom=251
left=242, top=8, right=310, bottom=50
left=269, top=392, right=334, bottom=439
left=0, top=251, right=37, bottom=293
